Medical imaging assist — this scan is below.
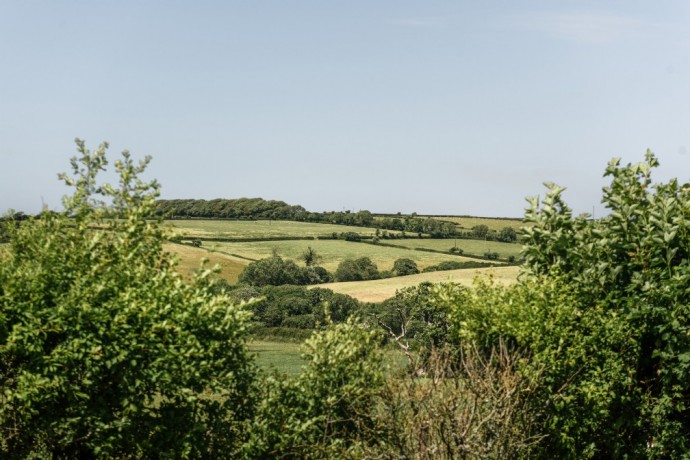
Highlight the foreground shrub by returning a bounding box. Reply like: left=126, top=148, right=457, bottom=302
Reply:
left=521, top=152, right=690, bottom=457
left=0, top=141, right=255, bottom=458
left=439, top=152, right=690, bottom=458
left=369, top=343, right=543, bottom=459
left=244, top=318, right=384, bottom=458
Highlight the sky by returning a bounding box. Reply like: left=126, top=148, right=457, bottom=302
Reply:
left=1, top=1, right=689, bottom=218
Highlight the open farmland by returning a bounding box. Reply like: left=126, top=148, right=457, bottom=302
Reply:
left=318, top=265, right=520, bottom=303
left=164, top=243, right=248, bottom=283
left=385, top=238, right=523, bottom=260
left=202, top=239, right=481, bottom=272
left=427, top=216, right=526, bottom=232
left=164, top=219, right=405, bottom=239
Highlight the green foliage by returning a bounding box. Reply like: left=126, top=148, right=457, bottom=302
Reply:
left=239, top=254, right=305, bottom=286
left=335, top=257, right=380, bottom=282
left=238, top=254, right=332, bottom=286
left=365, top=282, right=452, bottom=359
left=247, top=286, right=359, bottom=329
left=0, top=140, right=255, bottom=458
left=498, top=226, right=518, bottom=242
left=483, top=251, right=499, bottom=260
left=301, top=245, right=321, bottom=267
left=369, top=344, right=542, bottom=459
left=472, top=224, right=490, bottom=239
left=519, top=152, right=690, bottom=457
left=421, top=260, right=495, bottom=272
left=440, top=152, right=690, bottom=458
left=155, top=197, right=306, bottom=219
left=244, top=318, right=384, bottom=458
left=392, top=257, right=419, bottom=276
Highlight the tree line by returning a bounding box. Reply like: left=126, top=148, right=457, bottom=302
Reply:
left=155, top=198, right=519, bottom=242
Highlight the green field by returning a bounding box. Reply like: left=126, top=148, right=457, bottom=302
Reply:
left=385, top=238, right=523, bottom=259
left=318, top=265, right=520, bottom=303
left=249, top=340, right=305, bottom=376
left=250, top=340, right=410, bottom=376
left=164, top=219, right=405, bottom=239
left=203, top=239, right=479, bottom=272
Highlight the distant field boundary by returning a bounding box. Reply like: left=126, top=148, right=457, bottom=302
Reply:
left=179, top=236, right=318, bottom=243
left=359, top=240, right=518, bottom=264
left=373, top=213, right=523, bottom=221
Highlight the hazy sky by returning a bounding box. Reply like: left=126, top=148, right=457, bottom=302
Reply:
left=1, top=1, right=689, bottom=217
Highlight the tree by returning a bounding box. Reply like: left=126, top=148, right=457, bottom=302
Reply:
left=471, top=224, right=489, bottom=239
left=0, top=140, right=256, bottom=458
left=238, top=254, right=304, bottom=286
left=392, top=258, right=419, bottom=276
left=335, top=257, right=380, bottom=282
left=498, top=226, right=517, bottom=243
left=301, top=246, right=322, bottom=267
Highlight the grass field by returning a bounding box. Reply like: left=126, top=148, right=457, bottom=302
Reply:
left=426, top=216, right=527, bottom=232
left=164, top=219, right=405, bottom=239
left=164, top=243, right=248, bottom=283
left=203, top=239, right=479, bottom=272
left=249, top=340, right=305, bottom=376
left=385, top=238, right=523, bottom=259
left=317, top=265, right=520, bottom=303
left=250, top=340, right=410, bottom=376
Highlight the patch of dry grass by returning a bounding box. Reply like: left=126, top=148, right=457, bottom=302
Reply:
left=164, top=243, right=248, bottom=283
left=427, top=216, right=527, bottom=232
left=315, top=266, right=520, bottom=303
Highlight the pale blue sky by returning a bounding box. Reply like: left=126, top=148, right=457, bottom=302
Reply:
left=1, top=1, right=689, bottom=217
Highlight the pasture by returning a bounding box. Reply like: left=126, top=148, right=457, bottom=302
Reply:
left=250, top=340, right=410, bottom=376
left=318, top=265, right=520, bottom=303
left=249, top=340, right=305, bottom=376
left=202, top=239, right=478, bottom=272
left=386, top=238, right=523, bottom=259
left=163, top=219, right=404, bottom=239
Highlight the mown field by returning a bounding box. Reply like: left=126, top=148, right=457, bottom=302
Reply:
left=163, top=243, right=248, bottom=283
left=318, top=265, right=520, bottom=303
left=427, top=216, right=526, bottom=231
left=202, top=239, right=480, bottom=272
left=164, top=219, right=405, bottom=239
left=385, top=238, right=523, bottom=259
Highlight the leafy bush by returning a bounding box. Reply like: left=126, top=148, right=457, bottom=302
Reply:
left=519, top=152, right=690, bottom=457
left=422, top=260, right=493, bottom=272
left=248, top=286, right=359, bottom=329
left=498, top=226, right=518, bottom=242
left=340, top=231, right=362, bottom=242
left=369, top=344, right=542, bottom=459
left=239, top=255, right=333, bottom=286
left=448, top=246, right=464, bottom=255
left=392, top=258, right=419, bottom=276
left=0, top=140, right=255, bottom=458
left=440, top=152, right=690, bottom=458
left=483, top=251, right=499, bottom=260
left=244, top=318, right=384, bottom=458
left=335, top=257, right=380, bottom=282
left=238, top=254, right=305, bottom=286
